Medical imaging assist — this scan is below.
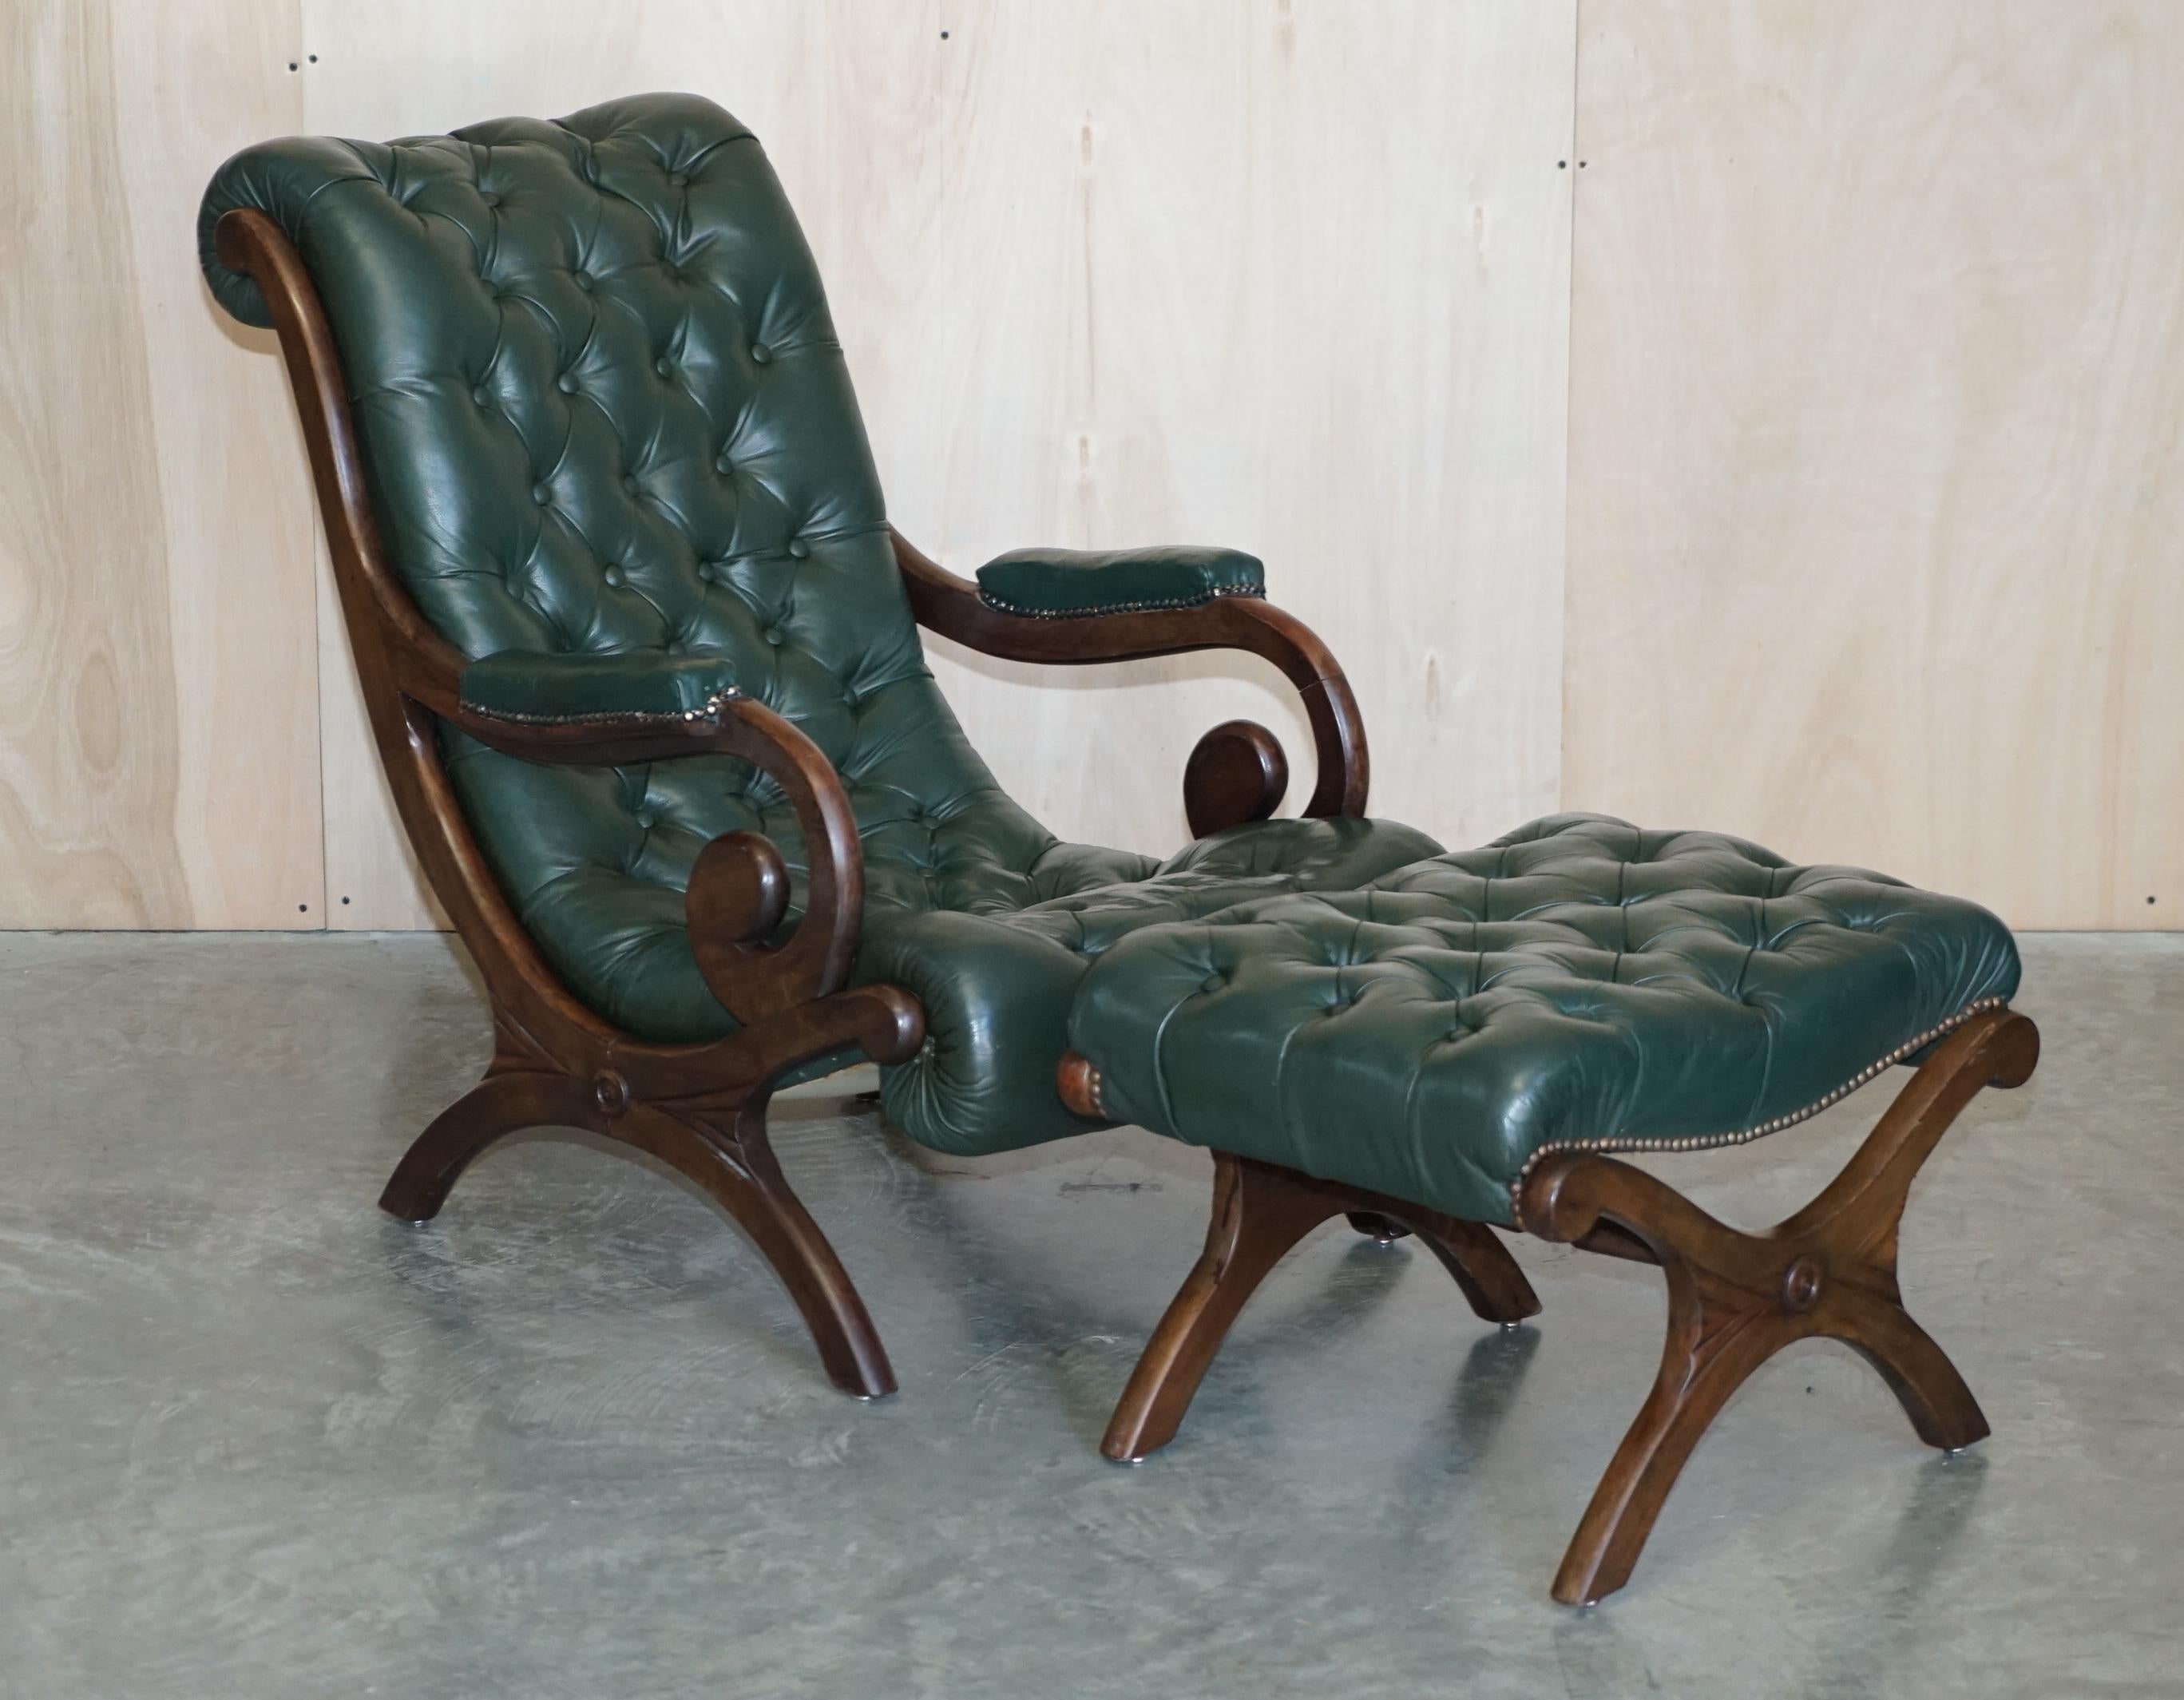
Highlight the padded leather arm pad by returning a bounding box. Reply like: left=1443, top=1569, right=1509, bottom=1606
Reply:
left=974, top=546, right=1265, bottom=618
left=458, top=650, right=743, bottom=724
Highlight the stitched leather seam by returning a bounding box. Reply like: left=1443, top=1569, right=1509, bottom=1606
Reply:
left=976, top=583, right=1265, bottom=620
left=459, top=687, right=742, bottom=727
left=1508, top=995, right=2010, bottom=1232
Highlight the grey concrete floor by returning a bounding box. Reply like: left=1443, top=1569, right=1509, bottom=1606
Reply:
left=0, top=932, right=2178, bottom=1698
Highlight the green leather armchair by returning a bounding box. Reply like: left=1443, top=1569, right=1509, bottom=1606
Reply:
left=198, top=93, right=1438, bottom=1394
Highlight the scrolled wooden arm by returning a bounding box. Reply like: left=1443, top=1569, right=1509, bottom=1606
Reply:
left=890, top=530, right=1369, bottom=826
left=425, top=678, right=865, bottom=1028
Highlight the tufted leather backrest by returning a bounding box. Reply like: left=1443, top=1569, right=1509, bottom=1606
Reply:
left=200, top=93, right=920, bottom=688
left=202, top=95, right=1078, bottom=1035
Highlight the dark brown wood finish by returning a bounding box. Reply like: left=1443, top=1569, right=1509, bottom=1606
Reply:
left=1083, top=1006, right=2039, bottom=1604
left=219, top=206, right=1377, bottom=1397
left=1523, top=1007, right=2038, bottom=1605
left=892, top=533, right=1370, bottom=824
left=1100, top=1151, right=1542, bottom=1463
left=1182, top=719, right=1289, bottom=838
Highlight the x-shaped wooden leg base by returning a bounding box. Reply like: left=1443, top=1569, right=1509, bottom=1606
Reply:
left=1520, top=1008, right=2039, bottom=1604
left=1101, top=1154, right=1543, bottom=1463
left=379, top=991, right=920, bottom=1401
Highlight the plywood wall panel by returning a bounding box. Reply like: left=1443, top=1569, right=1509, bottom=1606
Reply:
left=297, top=0, right=1573, bottom=921
left=0, top=0, right=323, bottom=929
left=1565, top=2, right=2184, bottom=928
left=905, top=0, right=1576, bottom=856
left=19, top=1, right=2166, bottom=936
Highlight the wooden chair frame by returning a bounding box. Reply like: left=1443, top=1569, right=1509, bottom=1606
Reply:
left=218, top=207, right=1385, bottom=1398
left=1060, top=1006, right=2039, bottom=1603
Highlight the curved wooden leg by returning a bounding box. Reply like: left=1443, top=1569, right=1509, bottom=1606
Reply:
left=1404, top=1212, right=1543, bottom=1326
left=1524, top=1008, right=2039, bottom=1606
left=379, top=994, right=910, bottom=1400
left=1551, top=1265, right=1802, bottom=1606
left=1105, top=1157, right=1542, bottom=1460
left=1104, top=1155, right=1342, bottom=1461
left=379, top=1068, right=585, bottom=1222
left=613, top=1102, right=895, bottom=1399
left=1345, top=1207, right=1543, bottom=1321
left=1832, top=1287, right=1989, bottom=1451
left=1347, top=1208, right=1548, bottom=1337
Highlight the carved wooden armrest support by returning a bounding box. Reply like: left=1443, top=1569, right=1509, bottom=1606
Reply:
left=430, top=677, right=863, bottom=1028
left=890, top=529, right=1369, bottom=829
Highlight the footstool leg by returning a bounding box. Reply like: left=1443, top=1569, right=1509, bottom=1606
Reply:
left=1546, top=1240, right=1805, bottom=1606
left=1520, top=1008, right=2039, bottom=1606
left=1104, top=1155, right=1337, bottom=1461
left=1404, top=1209, right=1543, bottom=1326
left=1833, top=1291, right=1990, bottom=1452
left=1346, top=1211, right=1412, bottom=1243
left=1104, top=1155, right=1541, bottom=1462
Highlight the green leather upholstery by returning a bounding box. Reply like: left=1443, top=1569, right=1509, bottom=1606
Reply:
left=460, top=651, right=742, bottom=722
left=1066, top=814, right=2023, bottom=1225
left=866, top=814, right=1441, bottom=1152
left=199, top=93, right=1435, bottom=1154
left=975, top=546, right=1264, bottom=617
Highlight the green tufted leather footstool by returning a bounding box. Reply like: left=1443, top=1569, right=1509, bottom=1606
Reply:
left=1055, top=813, right=2039, bottom=1604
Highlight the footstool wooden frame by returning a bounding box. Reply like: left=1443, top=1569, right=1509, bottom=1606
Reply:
left=1059, top=1004, right=2038, bottom=1605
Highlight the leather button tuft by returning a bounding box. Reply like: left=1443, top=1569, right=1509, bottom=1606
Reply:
left=697, top=563, right=718, bottom=584
left=715, top=454, right=735, bottom=476
left=557, top=373, right=579, bottom=394
left=787, top=538, right=811, bottom=560
left=603, top=565, right=625, bottom=588
left=749, top=343, right=772, bottom=364
left=653, top=358, right=672, bottom=378
left=635, top=810, right=656, bottom=830
left=1201, top=973, right=1226, bottom=993
left=763, top=627, right=785, bottom=647
left=478, top=192, right=500, bottom=208
left=668, top=172, right=689, bottom=188
left=530, top=483, right=551, bottom=505
left=621, top=474, right=640, bottom=495
left=471, top=386, right=490, bottom=406
left=573, top=269, right=595, bottom=291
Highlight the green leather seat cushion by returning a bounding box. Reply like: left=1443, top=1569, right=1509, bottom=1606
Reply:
left=1065, top=814, right=2023, bottom=1226
left=975, top=546, right=1264, bottom=617
left=866, top=814, right=1441, bottom=1153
